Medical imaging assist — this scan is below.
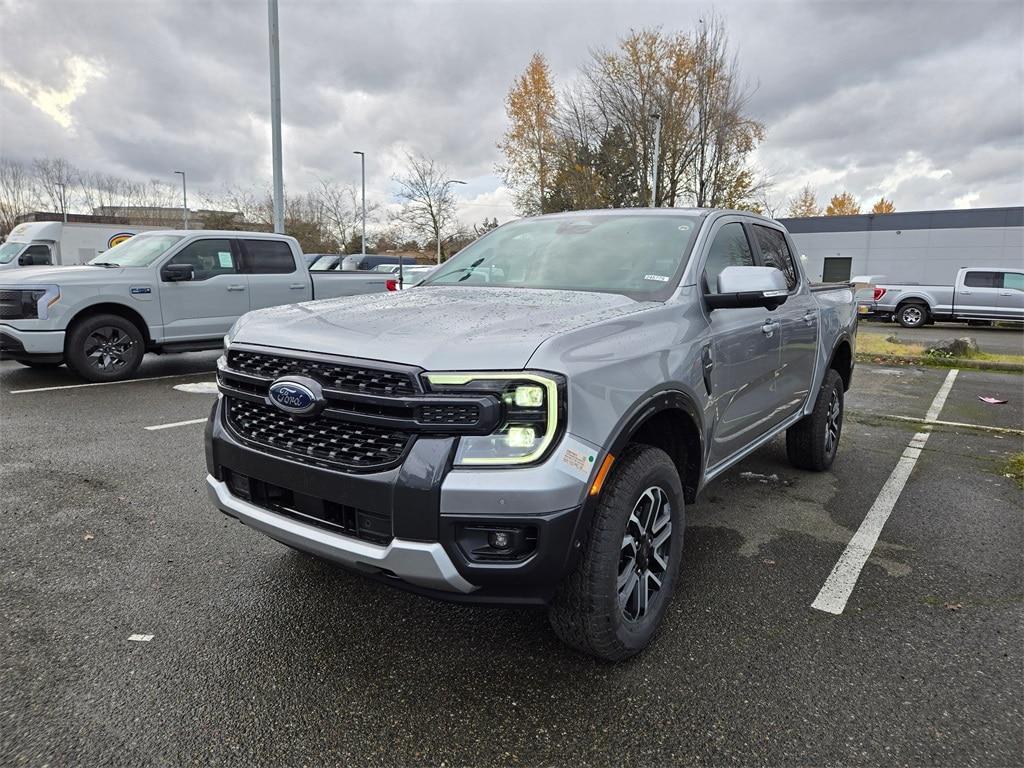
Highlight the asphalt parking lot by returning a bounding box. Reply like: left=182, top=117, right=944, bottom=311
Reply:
left=1, top=353, right=1021, bottom=766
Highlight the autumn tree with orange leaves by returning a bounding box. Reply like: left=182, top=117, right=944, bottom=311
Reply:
left=871, top=197, right=896, bottom=214
left=826, top=191, right=860, bottom=216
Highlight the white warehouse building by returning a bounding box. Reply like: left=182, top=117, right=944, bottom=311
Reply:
left=778, top=206, right=1023, bottom=285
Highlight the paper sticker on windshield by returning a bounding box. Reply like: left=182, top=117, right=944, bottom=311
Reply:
left=644, top=274, right=670, bottom=282
left=218, top=251, right=233, bottom=268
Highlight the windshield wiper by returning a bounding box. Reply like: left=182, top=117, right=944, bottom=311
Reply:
left=89, top=262, right=121, bottom=268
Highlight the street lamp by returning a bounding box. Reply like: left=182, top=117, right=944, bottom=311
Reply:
left=437, top=179, right=466, bottom=264
left=173, top=170, right=188, bottom=229
left=353, top=151, right=366, bottom=256
left=650, top=112, right=662, bottom=208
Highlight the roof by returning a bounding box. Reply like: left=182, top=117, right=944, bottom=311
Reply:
left=139, top=229, right=297, bottom=239
left=779, top=205, right=1023, bottom=234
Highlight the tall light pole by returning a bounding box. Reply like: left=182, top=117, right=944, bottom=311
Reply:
left=437, top=179, right=466, bottom=264
left=267, top=0, right=284, bottom=234
left=56, top=182, right=67, bottom=223
left=173, top=171, right=188, bottom=229
left=650, top=112, right=662, bottom=208
left=353, top=151, right=366, bottom=255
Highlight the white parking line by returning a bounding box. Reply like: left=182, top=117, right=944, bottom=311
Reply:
left=144, top=417, right=209, bottom=431
left=882, top=414, right=1023, bottom=436
left=9, top=370, right=213, bottom=395
left=812, top=368, right=959, bottom=615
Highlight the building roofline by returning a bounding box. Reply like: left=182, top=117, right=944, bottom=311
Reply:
left=779, top=205, right=1023, bottom=234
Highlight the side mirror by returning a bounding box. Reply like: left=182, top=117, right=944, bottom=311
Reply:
left=162, top=263, right=194, bottom=282
left=18, top=254, right=28, bottom=266
left=705, top=266, right=789, bottom=311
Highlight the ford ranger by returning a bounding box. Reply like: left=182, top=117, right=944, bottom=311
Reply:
left=205, top=209, right=857, bottom=660
left=0, top=230, right=395, bottom=381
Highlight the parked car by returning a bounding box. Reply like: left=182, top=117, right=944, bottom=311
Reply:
left=0, top=221, right=166, bottom=270
left=302, top=252, right=339, bottom=269
left=0, top=230, right=394, bottom=381
left=206, top=209, right=858, bottom=660
left=341, top=254, right=406, bottom=271
left=861, top=267, right=1024, bottom=327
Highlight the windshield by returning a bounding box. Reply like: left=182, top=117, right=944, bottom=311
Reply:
left=87, top=234, right=184, bottom=267
left=309, top=255, right=340, bottom=271
left=0, top=242, right=25, bottom=264
left=421, top=213, right=701, bottom=298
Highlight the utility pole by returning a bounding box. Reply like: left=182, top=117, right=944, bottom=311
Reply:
left=353, top=151, right=366, bottom=255
left=437, top=179, right=466, bottom=265
left=268, top=0, right=284, bottom=233
left=56, top=182, right=67, bottom=222
left=173, top=170, right=188, bottom=229
left=650, top=112, right=662, bottom=208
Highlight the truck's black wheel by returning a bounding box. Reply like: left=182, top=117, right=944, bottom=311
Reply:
left=786, top=369, right=844, bottom=471
left=548, top=445, right=684, bottom=662
left=896, top=302, right=928, bottom=328
left=65, top=314, right=144, bottom=382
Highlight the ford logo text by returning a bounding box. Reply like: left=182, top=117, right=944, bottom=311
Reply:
left=268, top=378, right=322, bottom=415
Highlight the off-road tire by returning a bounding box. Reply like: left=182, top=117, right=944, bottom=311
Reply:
left=65, top=314, right=145, bottom=382
left=896, top=301, right=928, bottom=328
left=786, top=368, right=844, bottom=471
left=548, top=445, right=685, bottom=662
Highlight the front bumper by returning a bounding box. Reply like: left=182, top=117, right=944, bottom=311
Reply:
left=0, top=325, right=65, bottom=362
left=205, top=398, right=595, bottom=605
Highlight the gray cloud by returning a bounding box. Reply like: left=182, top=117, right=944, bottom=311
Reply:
left=0, top=0, right=1020, bottom=216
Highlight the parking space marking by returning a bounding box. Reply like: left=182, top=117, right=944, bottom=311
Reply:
left=812, top=369, right=959, bottom=615
left=9, top=371, right=213, bottom=395
left=882, top=414, right=1024, bottom=436
left=144, top=417, right=209, bottom=431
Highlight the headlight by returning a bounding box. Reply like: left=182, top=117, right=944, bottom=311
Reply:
left=424, top=371, right=564, bottom=466
left=0, top=286, right=59, bottom=320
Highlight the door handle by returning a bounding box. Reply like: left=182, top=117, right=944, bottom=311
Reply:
left=761, top=320, right=780, bottom=337
left=999, top=291, right=1013, bottom=296
left=289, top=283, right=306, bottom=290
left=960, top=290, right=972, bottom=295
left=226, top=285, right=246, bottom=292
left=802, top=311, right=817, bottom=325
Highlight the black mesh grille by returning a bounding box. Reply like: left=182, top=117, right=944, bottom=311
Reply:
left=0, top=290, right=36, bottom=320
left=418, top=403, right=480, bottom=425
left=227, top=349, right=416, bottom=396
left=225, top=397, right=411, bottom=469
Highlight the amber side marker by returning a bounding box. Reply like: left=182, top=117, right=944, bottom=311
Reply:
left=589, top=454, right=615, bottom=497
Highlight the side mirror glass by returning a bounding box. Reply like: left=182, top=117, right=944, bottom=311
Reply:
left=162, top=263, right=194, bottom=282
left=18, top=254, right=28, bottom=266
left=705, top=266, right=789, bottom=311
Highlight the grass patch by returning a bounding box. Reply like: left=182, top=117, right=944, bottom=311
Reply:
left=856, top=330, right=1024, bottom=366
left=1000, top=453, right=1024, bottom=488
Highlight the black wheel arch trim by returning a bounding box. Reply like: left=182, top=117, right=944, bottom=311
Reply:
left=66, top=302, right=153, bottom=347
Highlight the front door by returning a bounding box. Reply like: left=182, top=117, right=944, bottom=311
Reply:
left=700, top=220, right=783, bottom=468
left=751, top=224, right=819, bottom=421
left=159, top=238, right=250, bottom=341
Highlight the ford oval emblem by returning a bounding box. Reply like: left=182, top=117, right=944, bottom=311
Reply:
left=268, top=377, right=322, bottom=415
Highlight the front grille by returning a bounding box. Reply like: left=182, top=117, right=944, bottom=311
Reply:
left=0, top=290, right=36, bottom=320
left=418, top=403, right=480, bottom=425
left=227, top=349, right=416, bottom=396
left=224, top=470, right=392, bottom=545
left=225, top=397, right=411, bottom=470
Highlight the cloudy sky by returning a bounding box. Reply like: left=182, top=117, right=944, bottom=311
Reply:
left=1, top=0, right=1021, bottom=224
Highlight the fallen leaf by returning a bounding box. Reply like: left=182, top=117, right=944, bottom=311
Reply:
left=82, top=531, right=95, bottom=541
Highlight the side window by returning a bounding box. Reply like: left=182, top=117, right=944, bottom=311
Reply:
left=164, top=239, right=236, bottom=281
left=702, top=222, right=754, bottom=294
left=21, top=245, right=52, bottom=266
left=1002, top=273, right=1024, bottom=291
left=963, top=271, right=1001, bottom=288
left=752, top=225, right=798, bottom=290
left=242, top=240, right=296, bottom=274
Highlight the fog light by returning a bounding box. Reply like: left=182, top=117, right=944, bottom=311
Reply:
left=506, top=426, right=536, bottom=448
left=488, top=531, right=511, bottom=550
left=514, top=385, right=544, bottom=407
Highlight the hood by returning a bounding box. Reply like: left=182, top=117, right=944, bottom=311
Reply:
left=0, top=264, right=125, bottom=285
left=232, top=286, right=657, bottom=370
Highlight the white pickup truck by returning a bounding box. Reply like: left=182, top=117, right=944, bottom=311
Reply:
left=0, top=230, right=395, bottom=381
left=860, top=266, right=1024, bottom=327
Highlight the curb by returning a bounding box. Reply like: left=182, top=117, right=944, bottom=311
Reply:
left=855, top=352, right=1024, bottom=373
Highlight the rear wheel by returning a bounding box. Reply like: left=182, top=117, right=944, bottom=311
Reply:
left=548, top=445, right=684, bottom=661
left=786, top=369, right=844, bottom=471
left=896, top=302, right=928, bottom=328
left=65, top=314, right=145, bottom=382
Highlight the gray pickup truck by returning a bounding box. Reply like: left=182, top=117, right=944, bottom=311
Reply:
left=0, top=230, right=393, bottom=381
left=206, top=209, right=857, bottom=660
left=859, top=266, right=1024, bottom=327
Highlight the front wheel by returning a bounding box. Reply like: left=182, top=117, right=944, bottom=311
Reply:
left=786, top=369, right=844, bottom=471
left=65, top=314, right=145, bottom=382
left=548, top=445, right=685, bottom=661
left=897, top=302, right=927, bottom=328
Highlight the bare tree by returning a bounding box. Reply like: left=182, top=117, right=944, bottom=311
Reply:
left=392, top=153, right=462, bottom=263
left=0, top=158, right=39, bottom=235
left=32, top=157, right=78, bottom=216
left=316, top=179, right=379, bottom=251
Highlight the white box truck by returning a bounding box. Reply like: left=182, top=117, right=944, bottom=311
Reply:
left=0, top=221, right=166, bottom=271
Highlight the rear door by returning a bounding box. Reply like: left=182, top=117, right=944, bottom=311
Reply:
left=240, top=238, right=311, bottom=309
left=159, top=237, right=249, bottom=341
left=956, top=270, right=1003, bottom=318
left=700, top=218, right=783, bottom=469
left=751, top=223, right=819, bottom=422
left=997, top=271, right=1024, bottom=320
